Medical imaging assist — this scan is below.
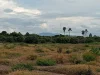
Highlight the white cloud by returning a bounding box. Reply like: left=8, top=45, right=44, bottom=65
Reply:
left=0, top=0, right=41, bottom=18
left=56, top=17, right=94, bottom=23
left=13, top=7, right=41, bottom=16
left=40, top=23, right=48, bottom=29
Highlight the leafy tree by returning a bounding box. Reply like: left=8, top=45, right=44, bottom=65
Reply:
left=0, top=31, right=8, bottom=36
left=89, top=33, right=92, bottom=37
left=25, top=35, right=39, bottom=44
left=17, top=36, right=24, bottom=42
left=0, top=35, right=7, bottom=42
left=25, top=32, right=30, bottom=36
left=6, top=36, right=14, bottom=43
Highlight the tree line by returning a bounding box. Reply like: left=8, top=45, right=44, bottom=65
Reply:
left=0, top=29, right=99, bottom=44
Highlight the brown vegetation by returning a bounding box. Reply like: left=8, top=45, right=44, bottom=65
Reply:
left=0, top=43, right=99, bottom=75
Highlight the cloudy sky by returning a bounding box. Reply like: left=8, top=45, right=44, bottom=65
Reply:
left=0, top=0, right=100, bottom=35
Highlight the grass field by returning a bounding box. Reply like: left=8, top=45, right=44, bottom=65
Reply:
left=0, top=43, right=100, bottom=75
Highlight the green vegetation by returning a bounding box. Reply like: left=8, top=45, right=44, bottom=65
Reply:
left=0, top=43, right=99, bottom=75
left=0, top=30, right=100, bottom=44
left=36, top=59, right=56, bottom=66
left=83, top=52, right=96, bottom=62
left=91, top=47, right=100, bottom=55
left=11, top=63, right=34, bottom=71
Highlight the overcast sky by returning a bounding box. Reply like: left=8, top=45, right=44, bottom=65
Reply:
left=0, top=0, right=100, bottom=35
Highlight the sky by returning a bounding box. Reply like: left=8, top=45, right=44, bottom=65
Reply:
left=0, top=0, right=100, bottom=35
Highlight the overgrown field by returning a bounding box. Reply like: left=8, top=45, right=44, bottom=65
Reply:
left=0, top=43, right=100, bottom=75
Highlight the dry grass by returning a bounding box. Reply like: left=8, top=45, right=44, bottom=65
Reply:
left=0, top=43, right=99, bottom=75
left=9, top=70, right=64, bottom=75
left=37, top=65, right=92, bottom=75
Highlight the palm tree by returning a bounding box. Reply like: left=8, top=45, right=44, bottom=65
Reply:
left=85, top=29, right=88, bottom=37
left=63, top=27, right=66, bottom=36
left=68, top=28, right=72, bottom=36
left=82, top=30, right=85, bottom=37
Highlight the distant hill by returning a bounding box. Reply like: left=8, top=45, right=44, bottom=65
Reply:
left=39, top=32, right=59, bottom=36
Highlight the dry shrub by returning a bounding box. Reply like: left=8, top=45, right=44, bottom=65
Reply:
left=0, top=52, right=21, bottom=59
left=57, top=48, right=62, bottom=53
left=0, top=65, right=11, bottom=75
left=0, top=59, right=10, bottom=66
left=38, top=65, right=93, bottom=75
left=9, top=70, right=63, bottom=75
left=26, top=54, right=37, bottom=61
left=87, top=61, right=97, bottom=65
left=52, top=54, right=69, bottom=64
left=69, top=53, right=83, bottom=64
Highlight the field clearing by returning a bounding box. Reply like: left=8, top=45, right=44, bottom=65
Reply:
left=0, top=43, right=100, bottom=75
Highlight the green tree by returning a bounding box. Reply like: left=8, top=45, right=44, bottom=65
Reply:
left=89, top=33, right=92, bottom=37
left=25, top=32, right=30, bottom=36
left=0, top=31, right=8, bottom=36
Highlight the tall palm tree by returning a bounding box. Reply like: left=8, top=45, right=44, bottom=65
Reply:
left=82, top=30, right=85, bottom=37
left=63, top=27, right=66, bottom=36
left=85, top=29, right=88, bottom=37
left=68, top=28, right=72, bottom=36
left=82, top=30, right=85, bottom=43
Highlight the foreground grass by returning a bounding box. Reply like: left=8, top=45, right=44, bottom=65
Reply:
left=0, top=43, right=99, bottom=75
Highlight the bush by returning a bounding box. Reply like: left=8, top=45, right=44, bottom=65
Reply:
left=78, top=68, right=92, bottom=75
left=96, top=68, right=100, bottom=72
left=0, top=59, right=10, bottom=66
left=83, top=52, right=96, bottom=62
left=84, top=44, right=89, bottom=47
left=0, top=52, right=21, bottom=59
left=69, top=54, right=83, bottom=64
left=57, top=48, right=62, bottom=53
left=53, top=54, right=65, bottom=64
left=27, top=55, right=37, bottom=60
left=66, top=50, right=71, bottom=54
left=35, top=48, right=44, bottom=53
left=36, top=59, right=56, bottom=66
left=4, top=43, right=16, bottom=49
left=38, top=65, right=93, bottom=75
left=12, top=63, right=34, bottom=71
left=91, top=47, right=100, bottom=55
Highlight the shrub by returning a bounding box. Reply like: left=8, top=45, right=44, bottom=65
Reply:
left=57, top=48, right=62, bottom=53
left=78, top=68, right=92, bottom=75
left=96, top=68, right=100, bottom=72
left=36, top=59, right=56, bottom=66
left=69, top=54, right=83, bottom=64
left=38, top=65, right=93, bottom=75
left=11, top=63, right=34, bottom=71
left=53, top=54, right=65, bottom=64
left=4, top=43, right=16, bottom=49
left=35, top=48, right=44, bottom=53
left=27, top=55, right=37, bottom=60
left=91, top=47, right=100, bottom=55
left=19, top=43, right=29, bottom=46
left=66, top=50, right=71, bottom=54
left=2, top=52, right=21, bottom=59
left=0, top=59, right=10, bottom=66
left=83, top=52, right=96, bottom=62
left=84, top=44, right=89, bottom=47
